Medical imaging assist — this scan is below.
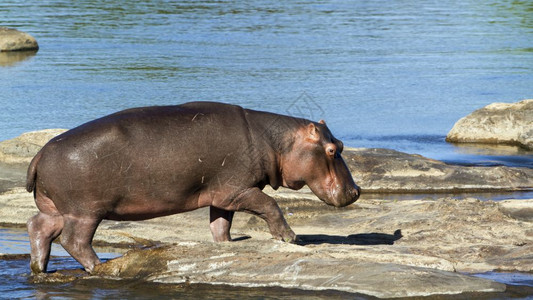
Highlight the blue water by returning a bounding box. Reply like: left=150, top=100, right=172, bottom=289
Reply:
left=1, top=0, right=532, bottom=298
left=1, top=0, right=532, bottom=164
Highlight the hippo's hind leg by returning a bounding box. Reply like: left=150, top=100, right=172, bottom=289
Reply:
left=210, top=206, right=234, bottom=242
left=60, top=215, right=102, bottom=273
left=27, top=212, right=64, bottom=274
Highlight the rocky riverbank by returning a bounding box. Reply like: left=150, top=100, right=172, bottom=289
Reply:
left=2, top=186, right=532, bottom=298
left=0, top=129, right=532, bottom=298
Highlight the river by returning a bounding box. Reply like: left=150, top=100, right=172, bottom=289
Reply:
left=0, top=0, right=531, bottom=298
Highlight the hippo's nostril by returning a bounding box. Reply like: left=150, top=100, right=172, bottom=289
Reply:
left=355, top=186, right=361, bottom=197
left=348, top=185, right=361, bottom=204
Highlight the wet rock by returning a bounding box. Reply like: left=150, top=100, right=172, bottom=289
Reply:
left=2, top=186, right=531, bottom=274
left=94, top=241, right=505, bottom=298
left=446, top=99, right=533, bottom=150
left=1, top=185, right=531, bottom=297
left=0, top=27, right=39, bottom=52
left=0, top=129, right=66, bottom=164
left=343, top=148, right=533, bottom=192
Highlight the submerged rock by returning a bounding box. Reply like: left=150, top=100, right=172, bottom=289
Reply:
left=0, top=27, right=39, bottom=52
left=446, top=99, right=533, bottom=150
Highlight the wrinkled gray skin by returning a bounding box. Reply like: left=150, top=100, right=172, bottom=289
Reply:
left=26, top=102, right=360, bottom=274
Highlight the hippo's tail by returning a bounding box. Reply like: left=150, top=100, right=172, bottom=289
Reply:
left=26, top=150, right=43, bottom=193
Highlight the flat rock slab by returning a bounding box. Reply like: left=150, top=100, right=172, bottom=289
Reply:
left=0, top=162, right=26, bottom=194
left=94, top=241, right=505, bottom=299
left=345, top=147, right=533, bottom=192
left=0, top=27, right=39, bottom=52
left=4, top=186, right=532, bottom=269
left=447, top=99, right=533, bottom=150
left=2, top=186, right=531, bottom=297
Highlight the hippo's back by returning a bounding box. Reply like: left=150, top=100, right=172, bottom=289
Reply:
left=28, top=102, right=254, bottom=218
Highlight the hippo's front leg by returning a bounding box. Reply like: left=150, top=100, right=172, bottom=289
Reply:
left=209, top=206, right=234, bottom=242
left=218, top=187, right=296, bottom=243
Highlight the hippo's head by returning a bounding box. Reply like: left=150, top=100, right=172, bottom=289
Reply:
left=280, top=120, right=360, bottom=207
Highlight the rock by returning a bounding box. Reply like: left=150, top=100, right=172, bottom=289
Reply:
left=3, top=185, right=531, bottom=297
left=0, top=163, right=27, bottom=196
left=0, top=129, right=67, bottom=164
left=499, top=199, right=533, bottom=222
left=0, top=188, right=37, bottom=225
left=0, top=27, right=39, bottom=52
left=343, top=147, right=533, bottom=192
left=94, top=241, right=505, bottom=298
left=3, top=186, right=532, bottom=274
left=446, top=99, right=533, bottom=150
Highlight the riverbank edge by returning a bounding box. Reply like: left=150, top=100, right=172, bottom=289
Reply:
left=1, top=186, right=532, bottom=298
left=1, top=130, right=532, bottom=298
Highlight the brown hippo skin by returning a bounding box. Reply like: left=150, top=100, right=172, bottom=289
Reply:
left=26, top=101, right=360, bottom=274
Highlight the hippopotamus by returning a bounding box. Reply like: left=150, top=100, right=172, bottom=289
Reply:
left=26, top=101, right=360, bottom=274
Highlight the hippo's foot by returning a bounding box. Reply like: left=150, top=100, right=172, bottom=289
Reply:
left=60, top=215, right=102, bottom=273
left=210, top=206, right=234, bottom=242
left=27, top=212, right=64, bottom=274
left=216, top=188, right=298, bottom=244
left=271, top=228, right=298, bottom=243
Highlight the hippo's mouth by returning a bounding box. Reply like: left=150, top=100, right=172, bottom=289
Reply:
left=309, top=177, right=336, bottom=206
left=325, top=180, right=336, bottom=205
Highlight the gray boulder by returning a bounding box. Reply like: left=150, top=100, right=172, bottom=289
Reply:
left=0, top=27, right=39, bottom=52
left=446, top=99, right=533, bottom=150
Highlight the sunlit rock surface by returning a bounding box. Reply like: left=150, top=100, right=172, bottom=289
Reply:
left=0, top=27, right=39, bottom=52
left=447, top=99, right=533, bottom=150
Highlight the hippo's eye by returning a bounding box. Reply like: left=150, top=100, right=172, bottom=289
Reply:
left=326, top=144, right=336, bottom=157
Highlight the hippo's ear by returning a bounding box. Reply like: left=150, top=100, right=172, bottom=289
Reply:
left=319, top=119, right=326, bottom=125
left=306, top=123, right=321, bottom=143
